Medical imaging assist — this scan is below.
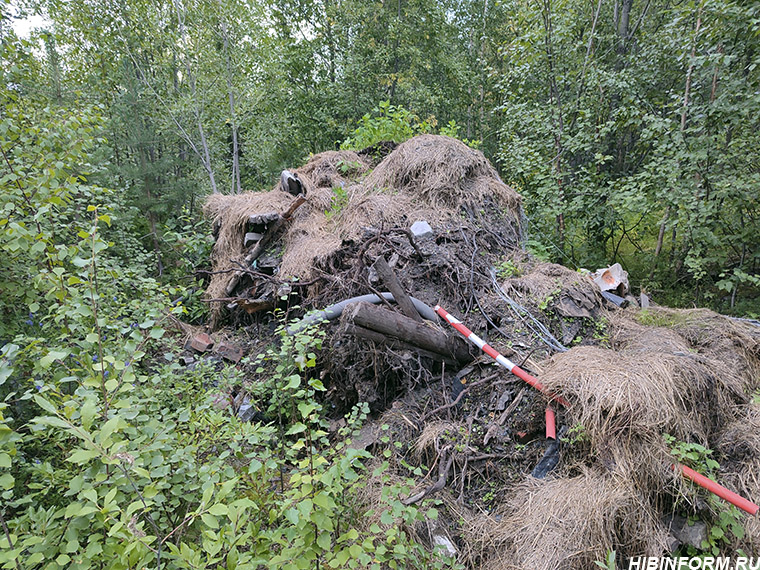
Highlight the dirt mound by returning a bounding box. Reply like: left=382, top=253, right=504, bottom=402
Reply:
left=203, top=134, right=522, bottom=325
left=196, top=136, right=760, bottom=569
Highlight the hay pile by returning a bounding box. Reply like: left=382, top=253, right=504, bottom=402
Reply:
left=347, top=300, right=760, bottom=569
left=203, top=135, right=522, bottom=319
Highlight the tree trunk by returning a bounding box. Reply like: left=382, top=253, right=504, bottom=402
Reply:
left=346, top=302, right=473, bottom=363
left=220, top=13, right=242, bottom=194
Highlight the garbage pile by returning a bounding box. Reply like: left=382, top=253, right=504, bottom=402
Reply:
left=191, top=135, right=760, bottom=568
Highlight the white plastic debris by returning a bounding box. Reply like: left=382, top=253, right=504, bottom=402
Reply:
left=410, top=220, right=433, bottom=239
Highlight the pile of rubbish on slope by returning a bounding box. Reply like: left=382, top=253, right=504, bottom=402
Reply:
left=187, top=135, right=760, bottom=568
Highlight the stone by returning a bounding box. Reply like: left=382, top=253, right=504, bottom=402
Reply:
left=347, top=422, right=381, bottom=451
left=237, top=396, right=257, bottom=422
left=556, top=295, right=594, bottom=318
left=216, top=341, right=244, bottom=363
left=244, top=232, right=263, bottom=247
left=432, top=535, right=457, bottom=558
left=190, top=333, right=214, bottom=353
left=664, top=514, right=708, bottom=550
left=640, top=292, right=650, bottom=308
left=179, top=354, right=196, bottom=366
left=410, top=220, right=433, bottom=239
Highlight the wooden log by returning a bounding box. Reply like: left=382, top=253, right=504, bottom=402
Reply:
left=344, top=324, right=458, bottom=366
left=225, top=194, right=307, bottom=296
left=372, top=255, right=422, bottom=322
left=346, top=302, right=473, bottom=363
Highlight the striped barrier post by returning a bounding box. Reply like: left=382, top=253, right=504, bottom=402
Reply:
left=434, top=305, right=569, bottom=407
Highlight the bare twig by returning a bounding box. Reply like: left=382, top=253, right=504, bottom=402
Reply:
left=422, top=373, right=499, bottom=421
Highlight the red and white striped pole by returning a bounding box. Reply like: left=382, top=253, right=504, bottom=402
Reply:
left=434, top=305, right=569, bottom=407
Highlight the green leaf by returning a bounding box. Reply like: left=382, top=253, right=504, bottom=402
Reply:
left=39, top=350, right=69, bottom=369
left=149, top=328, right=165, bottom=339
left=201, top=513, right=219, bottom=529
left=317, top=532, right=331, bottom=550
left=98, top=416, right=121, bottom=443
left=68, top=448, right=99, bottom=464
left=0, top=473, right=13, bottom=490
left=80, top=398, right=97, bottom=430
left=286, top=423, right=307, bottom=436
left=33, top=394, right=57, bottom=414
left=208, top=503, right=228, bottom=516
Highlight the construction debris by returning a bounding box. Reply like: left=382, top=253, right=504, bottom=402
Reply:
left=193, top=134, right=760, bottom=568
left=189, top=332, right=214, bottom=352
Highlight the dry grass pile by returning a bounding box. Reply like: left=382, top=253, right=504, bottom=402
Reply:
left=717, top=403, right=760, bottom=550
left=446, top=307, right=760, bottom=568
left=472, top=469, right=665, bottom=570
left=365, top=135, right=521, bottom=212
left=203, top=134, right=523, bottom=325
left=540, top=346, right=744, bottom=450
left=503, top=259, right=600, bottom=311
left=203, top=190, right=296, bottom=301
left=294, top=150, right=370, bottom=192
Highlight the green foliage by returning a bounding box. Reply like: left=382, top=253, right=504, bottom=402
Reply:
left=495, top=0, right=760, bottom=314
left=594, top=550, right=616, bottom=569
left=561, top=423, right=589, bottom=446
left=325, top=185, right=349, bottom=221
left=664, top=434, right=720, bottom=478
left=635, top=310, right=690, bottom=329
left=663, top=435, right=746, bottom=557
left=494, top=258, right=520, bottom=280
left=340, top=100, right=433, bottom=150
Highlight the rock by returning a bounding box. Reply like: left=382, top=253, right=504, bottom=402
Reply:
left=179, top=354, right=196, bottom=366
left=495, top=389, right=513, bottom=411
left=560, top=319, right=582, bottom=345
left=276, top=283, right=292, bottom=299
left=244, top=232, right=263, bottom=247
left=556, top=295, right=593, bottom=318
left=592, top=263, right=630, bottom=296
left=248, top=212, right=280, bottom=226
left=410, top=220, right=433, bottom=239
left=664, top=514, right=708, bottom=549
left=625, top=294, right=639, bottom=308
left=347, top=422, right=381, bottom=451
left=190, top=333, right=214, bottom=353
left=237, top=396, right=257, bottom=421
left=640, top=292, right=650, bottom=308
left=216, top=341, right=244, bottom=363
left=432, top=535, right=457, bottom=558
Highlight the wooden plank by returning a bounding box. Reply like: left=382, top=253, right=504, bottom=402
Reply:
left=372, top=255, right=422, bottom=322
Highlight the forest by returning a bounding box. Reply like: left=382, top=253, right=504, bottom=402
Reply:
left=1, top=0, right=760, bottom=568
